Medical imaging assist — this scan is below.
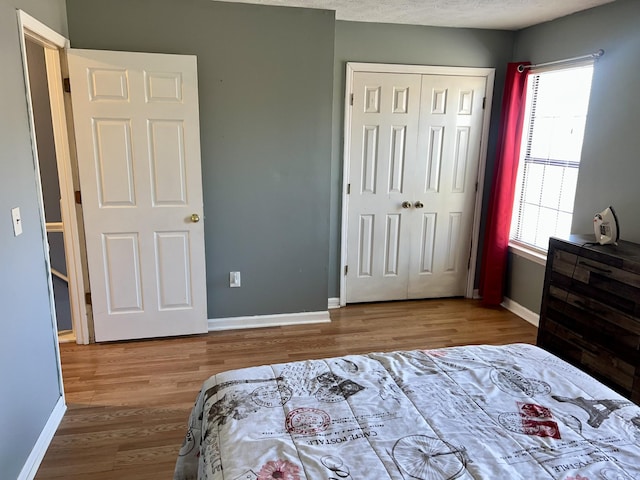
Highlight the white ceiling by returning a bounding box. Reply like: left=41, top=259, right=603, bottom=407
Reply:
left=218, top=0, right=615, bottom=30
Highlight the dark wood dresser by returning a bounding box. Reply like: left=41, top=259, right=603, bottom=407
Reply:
left=537, top=235, right=640, bottom=403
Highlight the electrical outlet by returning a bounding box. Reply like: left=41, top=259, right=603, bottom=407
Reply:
left=230, top=271, right=241, bottom=288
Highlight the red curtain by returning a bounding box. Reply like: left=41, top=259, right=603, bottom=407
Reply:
left=479, top=62, right=530, bottom=306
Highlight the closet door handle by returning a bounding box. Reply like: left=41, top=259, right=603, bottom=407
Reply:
left=401, top=201, right=412, bottom=209
left=414, top=201, right=424, bottom=209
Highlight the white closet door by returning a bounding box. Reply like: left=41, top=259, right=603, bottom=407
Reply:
left=408, top=74, right=487, bottom=298
left=345, top=72, right=422, bottom=303
left=345, top=71, right=487, bottom=302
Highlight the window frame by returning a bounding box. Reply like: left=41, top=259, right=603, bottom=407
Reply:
left=509, top=60, right=595, bottom=262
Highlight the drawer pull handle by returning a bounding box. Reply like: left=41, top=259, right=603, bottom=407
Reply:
left=578, top=261, right=612, bottom=274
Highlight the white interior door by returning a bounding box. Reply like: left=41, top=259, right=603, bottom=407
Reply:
left=345, top=72, right=422, bottom=303
left=408, top=74, right=486, bottom=298
left=345, top=70, right=487, bottom=303
left=67, top=49, right=207, bottom=342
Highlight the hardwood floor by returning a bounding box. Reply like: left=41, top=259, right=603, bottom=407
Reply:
left=36, top=299, right=537, bottom=479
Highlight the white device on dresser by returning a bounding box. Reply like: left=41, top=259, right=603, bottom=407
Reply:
left=594, top=205, right=619, bottom=245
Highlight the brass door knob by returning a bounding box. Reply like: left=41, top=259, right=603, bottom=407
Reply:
left=190, top=213, right=200, bottom=223
left=414, top=201, right=424, bottom=209
left=401, top=201, right=412, bottom=209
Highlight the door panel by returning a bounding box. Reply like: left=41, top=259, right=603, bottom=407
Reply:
left=103, top=233, right=143, bottom=312
left=408, top=75, right=486, bottom=298
left=148, top=120, right=188, bottom=205
left=346, top=72, right=422, bottom=303
left=93, top=119, right=135, bottom=205
left=155, top=231, right=192, bottom=309
left=345, top=71, right=487, bottom=302
left=68, top=49, right=207, bottom=341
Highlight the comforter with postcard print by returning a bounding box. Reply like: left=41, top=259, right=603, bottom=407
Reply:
left=174, top=343, right=640, bottom=480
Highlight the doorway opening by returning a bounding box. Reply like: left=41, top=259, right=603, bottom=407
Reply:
left=19, top=11, right=209, bottom=344
left=18, top=10, right=91, bottom=345
left=24, top=38, right=74, bottom=343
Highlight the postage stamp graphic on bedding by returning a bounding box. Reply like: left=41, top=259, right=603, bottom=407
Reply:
left=498, top=403, right=561, bottom=439
left=490, top=368, right=551, bottom=397
left=251, top=385, right=292, bottom=408
left=285, top=407, right=331, bottom=435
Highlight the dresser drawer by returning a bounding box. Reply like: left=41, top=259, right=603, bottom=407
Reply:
left=546, top=284, right=640, bottom=338
left=553, top=248, right=640, bottom=294
left=539, top=325, right=635, bottom=395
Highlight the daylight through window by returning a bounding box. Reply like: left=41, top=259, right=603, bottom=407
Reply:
left=510, top=63, right=594, bottom=252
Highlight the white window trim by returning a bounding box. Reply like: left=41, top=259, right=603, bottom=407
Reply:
left=508, top=240, right=547, bottom=266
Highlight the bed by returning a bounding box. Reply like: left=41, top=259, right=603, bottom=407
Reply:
left=174, top=343, right=640, bottom=480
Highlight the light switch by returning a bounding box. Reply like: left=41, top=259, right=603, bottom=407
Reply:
left=230, top=271, right=241, bottom=288
left=11, top=207, right=22, bottom=236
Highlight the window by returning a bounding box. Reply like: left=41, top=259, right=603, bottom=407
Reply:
left=510, top=64, right=594, bottom=253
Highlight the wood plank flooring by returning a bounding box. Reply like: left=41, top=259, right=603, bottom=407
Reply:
left=36, top=299, right=537, bottom=479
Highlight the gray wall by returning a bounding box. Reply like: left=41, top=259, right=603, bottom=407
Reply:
left=504, top=255, right=546, bottom=312
left=64, top=0, right=640, bottom=317
left=329, top=21, right=516, bottom=296
left=65, top=0, right=335, bottom=318
left=0, top=1, right=67, bottom=478
left=506, top=0, right=640, bottom=313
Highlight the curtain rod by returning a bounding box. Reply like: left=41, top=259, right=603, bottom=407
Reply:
left=517, top=49, right=604, bottom=73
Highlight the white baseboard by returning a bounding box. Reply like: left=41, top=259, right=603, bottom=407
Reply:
left=501, top=297, right=540, bottom=327
left=327, top=298, right=340, bottom=309
left=208, top=310, right=331, bottom=332
left=18, top=396, right=66, bottom=480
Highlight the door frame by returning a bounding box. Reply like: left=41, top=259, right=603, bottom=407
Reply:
left=17, top=10, right=91, bottom=344
left=340, top=62, right=495, bottom=306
